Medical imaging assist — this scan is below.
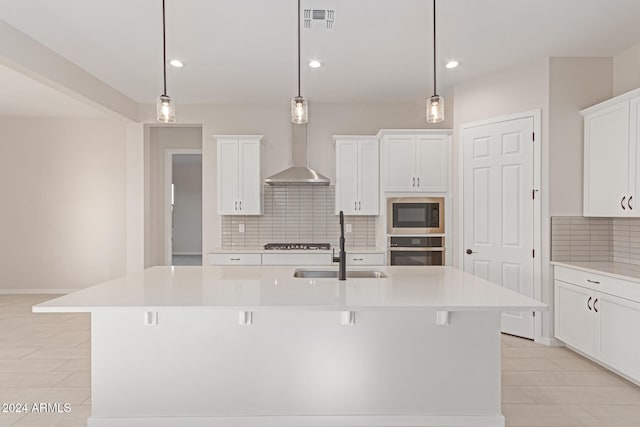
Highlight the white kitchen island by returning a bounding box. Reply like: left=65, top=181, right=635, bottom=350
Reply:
left=34, top=266, right=545, bottom=427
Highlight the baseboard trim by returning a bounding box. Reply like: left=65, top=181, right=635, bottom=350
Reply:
left=88, top=415, right=505, bottom=427
left=0, top=289, right=73, bottom=295
left=535, top=336, right=565, bottom=347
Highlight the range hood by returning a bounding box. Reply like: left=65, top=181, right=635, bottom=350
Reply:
left=265, top=124, right=330, bottom=186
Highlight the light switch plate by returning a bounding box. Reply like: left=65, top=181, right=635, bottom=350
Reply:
left=346, top=224, right=352, bottom=233
left=239, top=223, right=245, bottom=233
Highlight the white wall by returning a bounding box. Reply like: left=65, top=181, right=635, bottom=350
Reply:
left=138, top=100, right=452, bottom=256
left=145, top=126, right=202, bottom=267
left=172, top=155, right=202, bottom=255
left=0, top=117, right=128, bottom=292
left=613, top=42, right=640, bottom=96
left=548, top=57, right=612, bottom=216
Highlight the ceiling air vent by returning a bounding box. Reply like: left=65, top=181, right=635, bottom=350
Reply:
left=303, top=8, right=336, bottom=30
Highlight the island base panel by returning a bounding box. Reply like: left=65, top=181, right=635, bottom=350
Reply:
left=90, top=310, right=503, bottom=427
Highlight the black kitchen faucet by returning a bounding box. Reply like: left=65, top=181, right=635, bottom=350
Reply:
left=332, top=210, right=346, bottom=280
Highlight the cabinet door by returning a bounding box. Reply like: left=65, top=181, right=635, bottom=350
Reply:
left=357, top=138, right=379, bottom=215
left=629, top=96, right=640, bottom=216
left=584, top=102, right=630, bottom=216
left=415, top=135, right=448, bottom=192
left=335, top=140, right=359, bottom=214
left=238, top=139, right=262, bottom=214
left=261, top=253, right=332, bottom=266
left=217, top=139, right=239, bottom=215
left=555, top=280, right=595, bottom=355
left=384, top=136, right=416, bottom=191
left=594, top=292, right=640, bottom=380
left=207, top=253, right=262, bottom=265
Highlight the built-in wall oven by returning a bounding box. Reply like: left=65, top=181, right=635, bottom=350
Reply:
left=387, top=197, right=444, bottom=235
left=388, top=236, right=445, bottom=266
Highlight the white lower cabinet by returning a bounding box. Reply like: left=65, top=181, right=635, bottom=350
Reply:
left=554, top=266, right=640, bottom=383
left=555, top=280, right=595, bottom=355
left=208, top=252, right=386, bottom=266
left=595, top=292, right=640, bottom=380
left=345, top=253, right=385, bottom=266
left=207, top=253, right=261, bottom=265
left=261, top=253, right=332, bottom=266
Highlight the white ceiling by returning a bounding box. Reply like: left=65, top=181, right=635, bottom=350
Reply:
left=2, top=0, right=640, bottom=105
left=0, top=64, right=107, bottom=117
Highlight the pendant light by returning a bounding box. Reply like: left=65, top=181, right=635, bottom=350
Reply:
left=291, top=0, right=308, bottom=124
left=157, top=0, right=175, bottom=123
left=426, top=0, right=444, bottom=123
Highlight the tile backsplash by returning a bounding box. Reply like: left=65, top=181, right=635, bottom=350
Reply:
left=551, top=216, right=640, bottom=265
left=551, top=217, right=612, bottom=262
left=222, top=186, right=376, bottom=248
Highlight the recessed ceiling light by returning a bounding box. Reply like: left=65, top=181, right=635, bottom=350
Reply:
left=308, top=60, right=322, bottom=69
left=169, top=59, right=184, bottom=68
left=445, top=60, right=459, bottom=69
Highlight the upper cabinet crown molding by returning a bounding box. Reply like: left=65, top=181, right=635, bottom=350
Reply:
left=215, top=135, right=263, bottom=215
left=582, top=88, right=640, bottom=217
left=580, top=88, right=640, bottom=117
left=377, top=129, right=453, bottom=137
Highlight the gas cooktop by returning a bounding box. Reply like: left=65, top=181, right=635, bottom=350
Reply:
left=263, top=243, right=331, bottom=250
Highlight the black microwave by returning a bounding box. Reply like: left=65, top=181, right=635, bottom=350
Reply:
left=387, top=197, right=444, bottom=234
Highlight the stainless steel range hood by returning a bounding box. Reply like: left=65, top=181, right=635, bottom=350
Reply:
left=265, top=124, right=330, bottom=186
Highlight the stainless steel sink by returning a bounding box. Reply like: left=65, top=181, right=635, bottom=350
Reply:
left=293, top=269, right=387, bottom=279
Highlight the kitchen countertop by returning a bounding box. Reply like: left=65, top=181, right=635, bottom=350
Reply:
left=551, top=261, right=640, bottom=284
left=209, top=246, right=387, bottom=254
left=33, top=266, right=546, bottom=313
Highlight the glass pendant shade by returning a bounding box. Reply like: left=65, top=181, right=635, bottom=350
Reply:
left=291, top=96, right=308, bottom=124
left=426, top=94, right=444, bottom=123
left=157, top=95, right=175, bottom=123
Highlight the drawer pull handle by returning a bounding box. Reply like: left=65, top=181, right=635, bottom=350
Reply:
left=622, top=196, right=627, bottom=210
left=587, top=279, right=600, bottom=284
left=594, top=298, right=599, bottom=313
left=230, top=258, right=241, bottom=261
left=352, top=258, right=364, bottom=261
left=630, top=196, right=634, bottom=210
left=587, top=296, right=592, bottom=311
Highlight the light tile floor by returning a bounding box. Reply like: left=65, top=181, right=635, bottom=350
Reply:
left=1, top=295, right=640, bottom=426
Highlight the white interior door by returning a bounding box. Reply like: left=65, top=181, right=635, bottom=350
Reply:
left=463, top=116, right=535, bottom=339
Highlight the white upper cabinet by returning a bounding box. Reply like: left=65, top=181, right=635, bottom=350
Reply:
left=334, top=136, right=379, bottom=215
left=582, top=88, right=640, bottom=216
left=380, top=130, right=451, bottom=192
left=216, top=135, right=263, bottom=215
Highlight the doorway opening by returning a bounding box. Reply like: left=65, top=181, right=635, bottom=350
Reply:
left=165, top=150, right=202, bottom=265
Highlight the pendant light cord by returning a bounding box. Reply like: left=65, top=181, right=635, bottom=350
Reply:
left=162, top=0, right=167, bottom=96
left=297, top=0, right=301, bottom=97
left=433, top=0, right=437, bottom=96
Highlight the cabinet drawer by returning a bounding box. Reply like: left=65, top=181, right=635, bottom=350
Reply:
left=207, top=253, right=261, bottom=265
left=261, top=253, right=332, bottom=266
left=555, top=266, right=640, bottom=303
left=345, top=253, right=385, bottom=266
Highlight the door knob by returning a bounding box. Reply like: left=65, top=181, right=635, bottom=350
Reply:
left=466, top=249, right=474, bottom=255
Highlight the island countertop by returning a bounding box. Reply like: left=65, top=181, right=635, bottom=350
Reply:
left=33, top=266, right=546, bottom=313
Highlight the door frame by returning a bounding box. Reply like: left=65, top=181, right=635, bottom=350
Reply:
left=457, top=109, right=542, bottom=338
left=164, top=148, right=203, bottom=265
